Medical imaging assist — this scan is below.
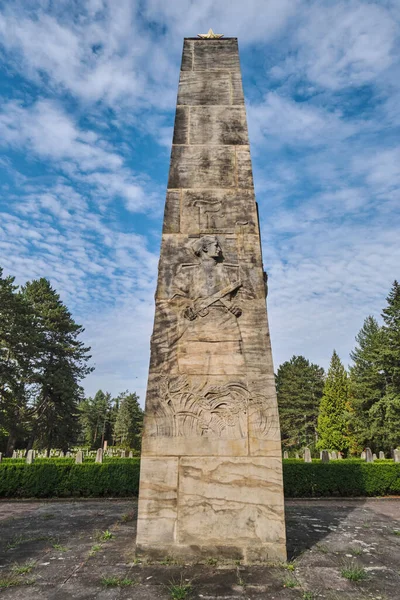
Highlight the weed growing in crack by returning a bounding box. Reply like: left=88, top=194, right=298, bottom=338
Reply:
left=0, top=576, right=21, bottom=589
left=341, top=561, right=367, bottom=582
left=283, top=576, right=298, bottom=588
left=120, top=511, right=135, bottom=523
left=101, top=576, right=136, bottom=587
left=167, top=577, right=192, bottom=600
left=11, top=561, right=35, bottom=575
left=89, top=544, right=102, bottom=556
left=53, top=543, right=68, bottom=552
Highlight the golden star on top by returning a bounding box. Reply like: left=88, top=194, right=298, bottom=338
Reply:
left=197, top=28, right=224, bottom=39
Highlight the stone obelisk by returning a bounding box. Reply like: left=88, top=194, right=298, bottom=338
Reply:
left=136, top=33, right=286, bottom=563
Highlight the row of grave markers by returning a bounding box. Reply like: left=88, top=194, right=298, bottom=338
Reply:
left=283, top=448, right=400, bottom=462
left=0, top=448, right=137, bottom=464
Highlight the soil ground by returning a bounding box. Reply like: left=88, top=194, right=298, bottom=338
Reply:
left=0, top=498, right=399, bottom=599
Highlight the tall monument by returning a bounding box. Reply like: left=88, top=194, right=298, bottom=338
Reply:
left=136, top=32, right=286, bottom=563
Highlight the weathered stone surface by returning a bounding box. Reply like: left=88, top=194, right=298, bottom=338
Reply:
left=180, top=189, right=258, bottom=235
left=162, top=190, right=181, bottom=233
left=75, top=450, right=83, bottom=464
left=304, top=447, right=312, bottom=462
left=193, top=39, right=241, bottom=71
left=172, top=106, right=189, bottom=144
left=168, top=145, right=236, bottom=189
left=95, top=448, right=103, bottom=463
left=189, top=106, right=248, bottom=145
left=178, top=71, right=233, bottom=105
left=137, top=36, right=285, bottom=563
left=26, top=449, right=34, bottom=464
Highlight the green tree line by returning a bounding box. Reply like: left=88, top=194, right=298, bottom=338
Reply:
left=0, top=267, right=143, bottom=456
left=277, top=281, right=400, bottom=455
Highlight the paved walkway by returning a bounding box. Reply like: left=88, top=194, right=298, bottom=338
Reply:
left=0, top=498, right=399, bottom=599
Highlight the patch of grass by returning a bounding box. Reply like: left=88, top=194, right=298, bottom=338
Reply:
left=283, top=560, right=296, bottom=571
left=99, top=529, right=114, bottom=541
left=340, top=561, right=367, bottom=582
left=52, top=543, right=68, bottom=552
left=283, top=576, right=298, bottom=588
left=101, top=576, right=136, bottom=587
left=348, top=547, right=362, bottom=556
left=206, top=557, right=218, bottom=566
left=120, top=511, right=135, bottom=523
left=0, top=576, right=22, bottom=589
left=167, top=577, right=192, bottom=600
left=89, top=544, right=102, bottom=556
left=11, top=561, right=35, bottom=575
left=393, top=529, right=400, bottom=536
left=302, top=593, right=316, bottom=600
left=6, top=534, right=53, bottom=550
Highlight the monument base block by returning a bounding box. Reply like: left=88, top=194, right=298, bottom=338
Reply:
left=136, top=456, right=287, bottom=564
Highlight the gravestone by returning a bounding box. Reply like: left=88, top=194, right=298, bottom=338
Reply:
left=295, top=452, right=300, bottom=459
left=365, top=448, right=373, bottom=462
left=283, top=451, right=289, bottom=459
left=361, top=451, right=366, bottom=459
left=0, top=452, right=2, bottom=463
left=372, top=453, right=377, bottom=461
left=75, top=450, right=83, bottom=464
left=129, top=451, right=133, bottom=458
left=394, top=449, right=400, bottom=463
left=136, top=33, right=286, bottom=563
left=103, top=440, right=108, bottom=451
left=304, top=448, right=312, bottom=463
left=26, top=449, right=34, bottom=464
left=95, top=448, right=103, bottom=463
left=379, top=451, right=385, bottom=460
left=331, top=451, right=337, bottom=460
left=12, top=451, right=17, bottom=459
left=321, top=450, right=330, bottom=463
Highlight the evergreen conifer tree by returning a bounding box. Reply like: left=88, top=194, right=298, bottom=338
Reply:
left=113, top=391, right=143, bottom=450
left=0, top=267, right=38, bottom=455
left=276, top=355, right=325, bottom=449
left=316, top=350, right=349, bottom=453
left=22, top=278, right=93, bottom=454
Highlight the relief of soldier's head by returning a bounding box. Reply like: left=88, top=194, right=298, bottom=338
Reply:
left=192, top=235, right=222, bottom=260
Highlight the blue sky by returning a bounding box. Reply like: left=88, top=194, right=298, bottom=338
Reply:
left=0, top=0, right=399, bottom=404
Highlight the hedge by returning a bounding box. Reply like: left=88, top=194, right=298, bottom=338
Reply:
left=282, top=459, right=400, bottom=497
left=0, top=458, right=399, bottom=498
left=0, top=459, right=140, bottom=498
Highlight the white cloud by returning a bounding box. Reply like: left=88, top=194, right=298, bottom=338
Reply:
left=248, top=92, right=355, bottom=148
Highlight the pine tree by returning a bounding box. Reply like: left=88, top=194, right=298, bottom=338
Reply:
left=79, top=390, right=114, bottom=449
left=348, top=316, right=385, bottom=452
left=276, top=356, right=325, bottom=450
left=22, top=278, right=93, bottom=454
left=0, top=267, right=38, bottom=455
left=113, top=391, right=143, bottom=450
left=316, top=350, right=349, bottom=453
left=381, top=281, right=400, bottom=393
left=368, top=281, right=400, bottom=450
